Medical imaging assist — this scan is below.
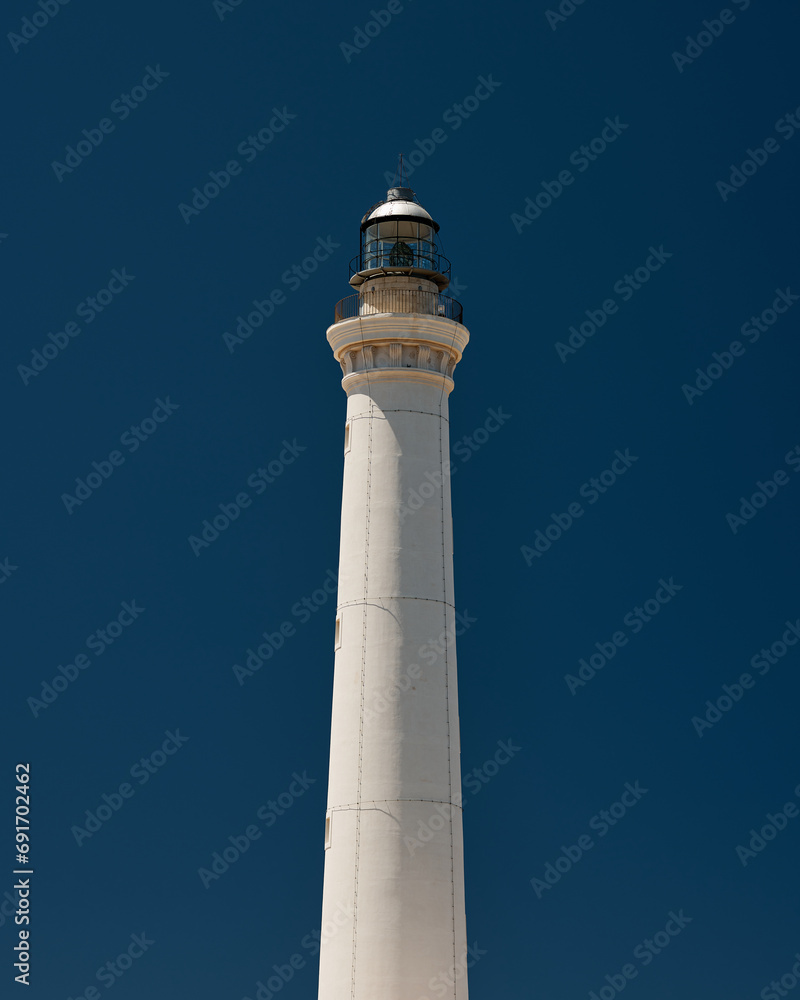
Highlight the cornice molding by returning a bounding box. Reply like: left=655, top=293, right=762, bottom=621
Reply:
left=327, top=315, right=470, bottom=386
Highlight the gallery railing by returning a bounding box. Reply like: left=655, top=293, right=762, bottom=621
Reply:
left=333, top=289, right=463, bottom=325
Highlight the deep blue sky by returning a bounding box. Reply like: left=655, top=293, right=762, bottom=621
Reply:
left=3, top=0, right=800, bottom=997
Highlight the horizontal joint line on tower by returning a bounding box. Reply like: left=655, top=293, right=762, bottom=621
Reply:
left=337, top=596, right=456, bottom=611
left=327, top=799, right=464, bottom=812
left=346, top=409, right=449, bottom=421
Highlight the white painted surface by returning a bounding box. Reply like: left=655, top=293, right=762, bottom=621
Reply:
left=318, top=297, right=470, bottom=1000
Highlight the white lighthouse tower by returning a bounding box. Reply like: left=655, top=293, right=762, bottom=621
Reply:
left=318, top=179, right=471, bottom=1000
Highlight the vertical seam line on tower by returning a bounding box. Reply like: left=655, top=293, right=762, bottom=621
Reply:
left=440, top=317, right=462, bottom=999
left=438, top=398, right=457, bottom=999
left=351, top=314, right=371, bottom=999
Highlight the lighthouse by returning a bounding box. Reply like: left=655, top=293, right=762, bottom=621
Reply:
left=317, top=180, right=471, bottom=1000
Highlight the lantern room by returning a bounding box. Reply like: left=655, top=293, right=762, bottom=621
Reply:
left=349, top=185, right=451, bottom=290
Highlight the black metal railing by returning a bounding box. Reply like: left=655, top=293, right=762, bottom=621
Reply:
left=334, top=289, right=463, bottom=325
left=348, top=249, right=451, bottom=279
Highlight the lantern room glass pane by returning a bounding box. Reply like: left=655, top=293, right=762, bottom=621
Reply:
left=362, top=221, right=436, bottom=269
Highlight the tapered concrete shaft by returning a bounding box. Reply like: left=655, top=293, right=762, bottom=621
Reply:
left=318, top=235, right=470, bottom=1000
